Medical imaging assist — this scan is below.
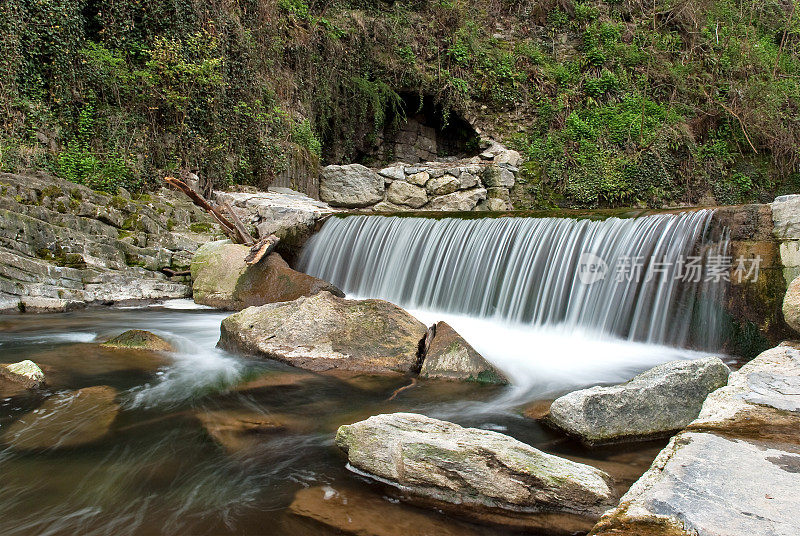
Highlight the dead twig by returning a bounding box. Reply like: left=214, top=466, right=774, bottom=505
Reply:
left=245, top=235, right=280, bottom=265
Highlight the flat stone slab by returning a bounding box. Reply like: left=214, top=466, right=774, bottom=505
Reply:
left=336, top=412, right=616, bottom=530
left=590, top=343, right=800, bottom=536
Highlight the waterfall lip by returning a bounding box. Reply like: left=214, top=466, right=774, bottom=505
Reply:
left=299, top=211, right=730, bottom=396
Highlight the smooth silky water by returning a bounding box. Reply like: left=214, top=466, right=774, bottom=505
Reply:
left=0, top=212, right=737, bottom=535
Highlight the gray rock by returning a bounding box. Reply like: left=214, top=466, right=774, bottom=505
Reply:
left=335, top=413, right=616, bottom=522
left=372, top=201, right=412, bottom=212
left=547, top=357, right=730, bottom=444
left=783, top=275, right=800, bottom=333
left=772, top=194, right=800, bottom=240
left=425, top=175, right=461, bottom=196
left=591, top=343, right=800, bottom=536
left=458, top=171, right=479, bottom=189
left=420, top=322, right=507, bottom=384
left=386, top=181, right=428, bottom=208
left=426, top=188, right=487, bottom=211
left=483, top=165, right=516, bottom=188
left=218, top=292, right=428, bottom=374
left=320, top=164, right=384, bottom=208
left=378, top=166, right=406, bottom=181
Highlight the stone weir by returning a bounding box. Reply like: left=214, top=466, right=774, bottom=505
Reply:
left=318, top=143, right=522, bottom=213
left=0, top=172, right=221, bottom=313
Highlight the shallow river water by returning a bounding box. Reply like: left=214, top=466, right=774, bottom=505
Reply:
left=0, top=301, right=708, bottom=536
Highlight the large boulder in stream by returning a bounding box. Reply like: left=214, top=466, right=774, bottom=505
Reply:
left=190, top=240, right=343, bottom=310
left=1, top=386, right=119, bottom=450
left=419, top=321, right=507, bottom=384
left=218, top=292, right=428, bottom=374
left=547, top=357, right=730, bottom=445
left=335, top=413, right=617, bottom=531
left=590, top=343, right=800, bottom=536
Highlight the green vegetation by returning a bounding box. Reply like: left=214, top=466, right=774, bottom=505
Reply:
left=1, top=0, right=799, bottom=207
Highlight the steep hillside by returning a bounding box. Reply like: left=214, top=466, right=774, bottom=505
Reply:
left=1, top=0, right=799, bottom=208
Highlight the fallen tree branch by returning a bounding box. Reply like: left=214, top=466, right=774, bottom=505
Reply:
left=222, top=201, right=255, bottom=246
left=164, top=176, right=253, bottom=244
left=245, top=235, right=280, bottom=265
left=160, top=268, right=191, bottom=277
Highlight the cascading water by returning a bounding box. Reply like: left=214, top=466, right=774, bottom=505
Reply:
left=298, top=211, right=730, bottom=396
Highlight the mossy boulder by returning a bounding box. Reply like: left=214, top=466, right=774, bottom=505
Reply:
left=190, top=240, right=343, bottom=310
left=101, top=329, right=173, bottom=352
left=0, top=360, right=46, bottom=389
left=218, top=291, right=428, bottom=374
left=335, top=413, right=616, bottom=531
left=419, top=321, right=507, bottom=384
left=1, top=386, right=119, bottom=450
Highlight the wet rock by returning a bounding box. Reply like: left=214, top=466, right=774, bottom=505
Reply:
left=425, top=188, right=487, bottom=211
left=1, top=386, right=119, bottom=450
left=0, top=360, right=46, bottom=389
left=335, top=413, right=616, bottom=526
left=419, top=322, right=507, bottom=384
left=218, top=292, right=428, bottom=374
left=782, top=274, right=800, bottom=333
left=289, top=485, right=486, bottom=536
left=101, top=329, right=173, bottom=352
left=191, top=240, right=342, bottom=310
left=386, top=181, right=428, bottom=208
left=320, top=164, right=384, bottom=208
left=197, top=409, right=288, bottom=453
left=547, top=358, right=729, bottom=445
left=590, top=343, right=800, bottom=536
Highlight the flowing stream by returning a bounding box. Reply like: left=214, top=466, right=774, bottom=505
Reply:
left=0, top=303, right=668, bottom=535
left=0, top=211, right=736, bottom=535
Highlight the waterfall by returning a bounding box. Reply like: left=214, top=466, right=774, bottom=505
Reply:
left=299, top=211, right=728, bottom=352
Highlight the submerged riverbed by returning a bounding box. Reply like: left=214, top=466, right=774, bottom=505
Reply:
left=0, top=301, right=683, bottom=536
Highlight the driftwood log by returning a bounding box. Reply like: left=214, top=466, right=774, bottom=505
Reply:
left=163, top=176, right=281, bottom=271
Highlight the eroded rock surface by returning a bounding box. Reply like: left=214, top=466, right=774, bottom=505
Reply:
left=218, top=292, right=427, bottom=374
left=0, top=172, right=219, bottom=312
left=590, top=343, right=800, bottom=536
left=547, top=357, right=730, bottom=445
left=320, top=164, right=384, bottom=208
left=1, top=385, right=119, bottom=449
left=335, top=412, right=616, bottom=529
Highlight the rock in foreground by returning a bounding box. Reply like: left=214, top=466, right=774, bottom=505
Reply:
left=0, top=360, right=46, bottom=389
left=335, top=413, right=616, bottom=529
left=419, top=321, right=507, bottom=384
left=101, top=329, right=173, bottom=352
left=547, top=357, right=730, bottom=445
left=218, top=292, right=428, bottom=374
left=191, top=240, right=342, bottom=310
left=1, top=386, right=119, bottom=450
left=590, top=343, right=800, bottom=536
